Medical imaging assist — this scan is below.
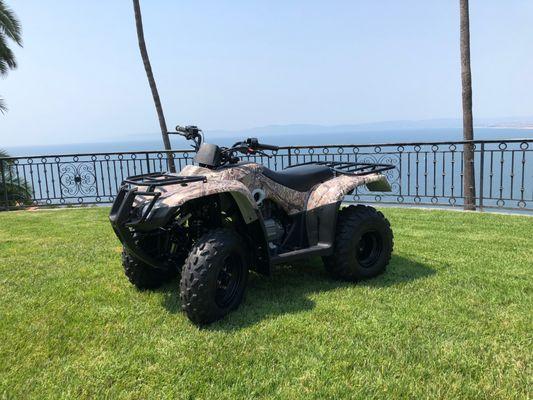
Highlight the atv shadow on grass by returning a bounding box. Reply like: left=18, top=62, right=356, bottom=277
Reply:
left=159, top=254, right=435, bottom=330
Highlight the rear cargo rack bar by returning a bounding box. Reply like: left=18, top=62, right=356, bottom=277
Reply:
left=287, top=161, right=394, bottom=176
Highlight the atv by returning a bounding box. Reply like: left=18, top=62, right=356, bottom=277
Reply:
left=109, top=125, right=395, bottom=324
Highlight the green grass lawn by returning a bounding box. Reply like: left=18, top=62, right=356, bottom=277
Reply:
left=0, top=207, right=531, bottom=399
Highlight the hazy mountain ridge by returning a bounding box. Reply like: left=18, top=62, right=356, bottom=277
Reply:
left=206, top=117, right=533, bottom=137
left=4, top=118, right=532, bottom=156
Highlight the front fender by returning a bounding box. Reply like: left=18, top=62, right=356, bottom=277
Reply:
left=110, top=179, right=271, bottom=274
left=154, top=180, right=270, bottom=274
left=125, top=179, right=259, bottom=232
left=155, top=179, right=258, bottom=224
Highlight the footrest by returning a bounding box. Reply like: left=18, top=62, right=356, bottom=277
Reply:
left=271, top=244, right=332, bottom=264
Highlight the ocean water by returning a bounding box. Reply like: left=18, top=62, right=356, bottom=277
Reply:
left=4, top=128, right=531, bottom=157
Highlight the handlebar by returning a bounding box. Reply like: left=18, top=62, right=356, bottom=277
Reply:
left=220, top=138, right=278, bottom=163
left=175, top=125, right=201, bottom=137
left=173, top=125, right=203, bottom=151
left=256, top=143, right=279, bottom=151
left=245, top=138, right=279, bottom=151
left=172, top=124, right=280, bottom=166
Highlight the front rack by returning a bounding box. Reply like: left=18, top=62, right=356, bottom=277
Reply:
left=123, top=172, right=207, bottom=190
left=112, top=172, right=207, bottom=229
left=287, top=161, right=394, bottom=176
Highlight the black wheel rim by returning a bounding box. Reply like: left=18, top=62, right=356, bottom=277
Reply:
left=356, top=231, right=383, bottom=268
left=215, top=253, right=243, bottom=308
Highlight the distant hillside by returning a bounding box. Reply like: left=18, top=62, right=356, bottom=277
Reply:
left=5, top=117, right=532, bottom=156
left=206, top=117, right=533, bottom=137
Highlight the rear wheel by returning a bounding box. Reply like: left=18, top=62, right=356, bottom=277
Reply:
left=323, top=205, right=393, bottom=281
left=180, top=229, right=249, bottom=325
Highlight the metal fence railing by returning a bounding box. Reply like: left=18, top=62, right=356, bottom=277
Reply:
left=1, top=138, right=532, bottom=212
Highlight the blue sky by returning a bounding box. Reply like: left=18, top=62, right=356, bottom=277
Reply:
left=1, top=0, right=532, bottom=146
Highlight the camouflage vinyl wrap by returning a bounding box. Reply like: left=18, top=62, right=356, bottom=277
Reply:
left=177, top=164, right=308, bottom=214
left=306, top=173, right=389, bottom=211
left=137, top=162, right=390, bottom=216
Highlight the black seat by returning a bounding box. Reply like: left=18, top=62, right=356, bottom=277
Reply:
left=262, top=164, right=334, bottom=192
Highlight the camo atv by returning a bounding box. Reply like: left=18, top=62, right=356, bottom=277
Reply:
left=110, top=126, right=394, bottom=324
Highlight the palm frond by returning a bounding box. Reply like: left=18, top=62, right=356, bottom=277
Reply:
left=0, top=149, right=31, bottom=206
left=0, top=96, right=7, bottom=114
left=0, top=0, right=22, bottom=45
left=0, top=147, right=13, bottom=168
left=1, top=179, right=32, bottom=206
left=0, top=32, right=16, bottom=70
left=0, top=1, right=21, bottom=78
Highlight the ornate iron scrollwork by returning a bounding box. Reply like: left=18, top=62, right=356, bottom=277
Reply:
left=59, top=163, right=97, bottom=196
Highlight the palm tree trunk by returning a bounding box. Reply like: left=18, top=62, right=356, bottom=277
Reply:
left=132, top=0, right=176, bottom=173
left=460, top=0, right=476, bottom=210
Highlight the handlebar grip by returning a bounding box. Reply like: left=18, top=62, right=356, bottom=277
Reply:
left=257, top=143, right=279, bottom=151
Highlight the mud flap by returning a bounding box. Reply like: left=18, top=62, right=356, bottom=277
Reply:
left=305, top=201, right=340, bottom=248
left=366, top=177, right=392, bottom=192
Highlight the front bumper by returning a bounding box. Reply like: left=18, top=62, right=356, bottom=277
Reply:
left=109, top=186, right=167, bottom=268
left=109, top=172, right=207, bottom=268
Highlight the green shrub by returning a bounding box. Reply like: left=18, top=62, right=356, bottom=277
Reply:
left=0, top=150, right=32, bottom=207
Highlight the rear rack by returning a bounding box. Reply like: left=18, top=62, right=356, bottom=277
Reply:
left=287, top=161, right=394, bottom=176
left=123, top=172, right=206, bottom=190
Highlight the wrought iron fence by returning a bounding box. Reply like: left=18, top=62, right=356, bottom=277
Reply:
left=1, top=138, right=532, bottom=212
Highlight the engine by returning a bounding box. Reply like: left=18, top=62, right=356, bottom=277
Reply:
left=257, top=198, right=288, bottom=248
left=264, top=218, right=285, bottom=243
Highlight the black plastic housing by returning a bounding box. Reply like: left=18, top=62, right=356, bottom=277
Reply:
left=194, top=143, right=222, bottom=167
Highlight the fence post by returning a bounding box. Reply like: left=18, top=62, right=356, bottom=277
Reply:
left=0, top=159, right=8, bottom=210
left=145, top=152, right=151, bottom=174
left=287, top=148, right=292, bottom=167
left=479, top=142, right=485, bottom=211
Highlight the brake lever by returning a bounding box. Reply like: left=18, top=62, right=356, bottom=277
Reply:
left=174, top=131, right=192, bottom=141
left=248, top=148, right=272, bottom=158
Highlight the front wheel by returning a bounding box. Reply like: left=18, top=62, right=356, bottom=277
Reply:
left=180, top=229, right=249, bottom=325
left=122, top=249, right=178, bottom=290
left=323, top=205, right=393, bottom=281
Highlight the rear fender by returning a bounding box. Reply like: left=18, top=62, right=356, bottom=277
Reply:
left=305, top=173, right=391, bottom=245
